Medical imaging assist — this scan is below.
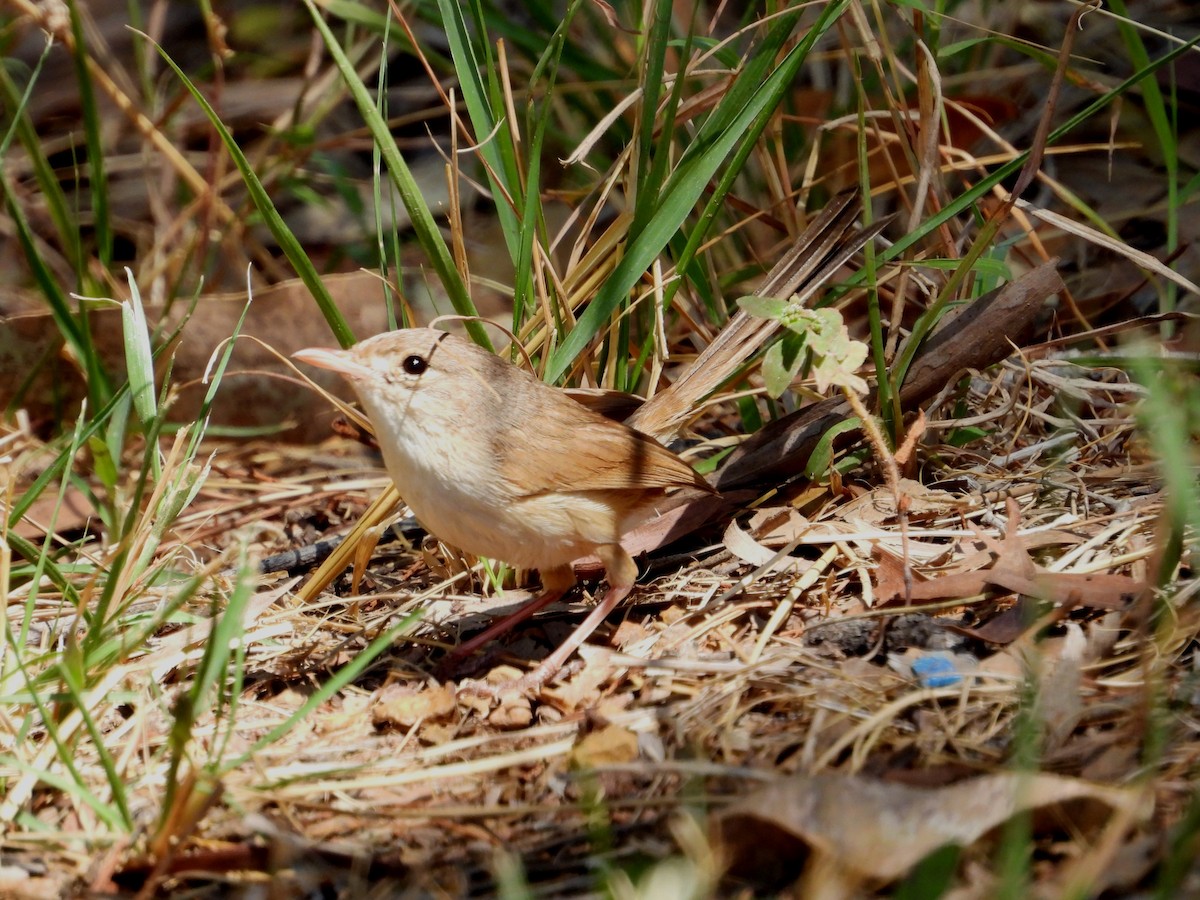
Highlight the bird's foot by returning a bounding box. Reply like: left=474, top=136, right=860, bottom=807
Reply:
left=456, top=660, right=560, bottom=702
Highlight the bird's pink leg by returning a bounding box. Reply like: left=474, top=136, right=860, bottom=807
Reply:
left=460, top=544, right=637, bottom=696
left=442, top=564, right=576, bottom=667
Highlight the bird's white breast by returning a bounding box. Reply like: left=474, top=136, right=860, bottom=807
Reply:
left=358, top=388, right=591, bottom=570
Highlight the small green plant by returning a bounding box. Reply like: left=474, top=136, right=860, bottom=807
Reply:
left=737, top=298, right=869, bottom=399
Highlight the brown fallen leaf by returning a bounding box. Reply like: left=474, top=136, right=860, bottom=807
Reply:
left=744, top=507, right=811, bottom=545
left=1033, top=622, right=1086, bottom=752
left=873, top=499, right=1142, bottom=620
left=11, top=480, right=96, bottom=542
left=540, top=645, right=624, bottom=714
left=715, top=771, right=1146, bottom=890
left=835, top=477, right=968, bottom=527
left=722, top=518, right=811, bottom=572
left=455, top=666, right=534, bottom=728
left=487, top=695, right=534, bottom=729
left=945, top=596, right=1033, bottom=644
left=568, top=723, right=639, bottom=769
left=370, top=682, right=457, bottom=731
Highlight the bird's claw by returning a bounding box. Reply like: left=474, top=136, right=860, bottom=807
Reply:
left=456, top=671, right=548, bottom=702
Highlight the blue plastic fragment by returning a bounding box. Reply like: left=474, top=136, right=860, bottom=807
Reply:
left=911, top=653, right=962, bottom=688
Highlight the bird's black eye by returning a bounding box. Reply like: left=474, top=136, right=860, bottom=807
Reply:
left=402, top=354, right=428, bottom=375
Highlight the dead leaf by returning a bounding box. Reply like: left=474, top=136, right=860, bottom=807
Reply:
left=873, top=499, right=1142, bottom=619
left=371, top=682, right=456, bottom=730
left=568, top=724, right=639, bottom=769
left=11, top=481, right=96, bottom=541
left=723, top=519, right=807, bottom=572
left=541, top=644, right=619, bottom=712
left=746, top=507, right=812, bottom=545
left=611, top=619, right=651, bottom=648
left=586, top=0, right=638, bottom=33
left=453, top=666, right=535, bottom=728
left=838, top=478, right=969, bottom=527
left=716, top=772, right=1146, bottom=888
left=945, top=597, right=1032, bottom=644
left=894, top=410, right=927, bottom=467
left=620, top=490, right=750, bottom=560
left=487, top=695, right=533, bottom=729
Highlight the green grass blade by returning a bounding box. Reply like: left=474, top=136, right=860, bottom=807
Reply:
left=190, top=552, right=254, bottom=716
left=510, top=0, right=580, bottom=327
left=225, top=608, right=423, bottom=771
left=56, top=658, right=133, bottom=829
left=6, top=424, right=98, bottom=530
left=883, top=31, right=1200, bottom=387
left=371, top=20, right=402, bottom=329
left=664, top=14, right=822, bottom=310
left=302, top=0, right=491, bottom=349
left=1, top=641, right=127, bottom=830
left=628, top=0, right=677, bottom=239
left=480, top=2, right=619, bottom=84
left=0, top=38, right=84, bottom=278
left=162, top=550, right=254, bottom=815
left=546, top=2, right=848, bottom=383
left=65, top=0, right=112, bottom=268
left=880, top=32, right=1200, bottom=269
left=7, top=406, right=94, bottom=617
left=433, top=0, right=523, bottom=265
left=120, top=269, right=159, bottom=433
left=5, top=532, right=81, bottom=609
left=1106, top=0, right=1179, bottom=318
left=144, top=32, right=357, bottom=349
left=0, top=754, right=127, bottom=831
left=0, top=172, right=111, bottom=405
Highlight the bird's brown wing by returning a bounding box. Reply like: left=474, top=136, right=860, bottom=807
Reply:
left=504, top=408, right=713, bottom=499
left=562, top=387, right=645, bottom=423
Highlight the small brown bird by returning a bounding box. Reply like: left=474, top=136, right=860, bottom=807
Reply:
left=295, top=328, right=714, bottom=692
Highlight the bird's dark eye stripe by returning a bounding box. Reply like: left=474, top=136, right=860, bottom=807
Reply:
left=402, top=354, right=428, bottom=375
